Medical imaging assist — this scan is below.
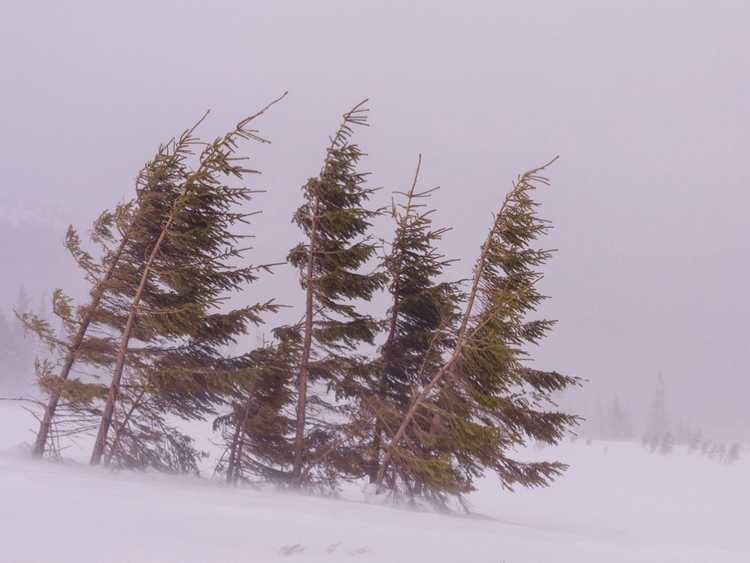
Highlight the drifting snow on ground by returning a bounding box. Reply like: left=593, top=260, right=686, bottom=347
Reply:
left=1, top=403, right=747, bottom=563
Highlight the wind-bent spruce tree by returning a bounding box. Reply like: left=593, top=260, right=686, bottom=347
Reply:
left=363, top=155, right=462, bottom=485
left=90, top=94, right=286, bottom=465
left=375, top=158, right=580, bottom=495
left=214, top=325, right=300, bottom=485
left=18, top=122, right=202, bottom=458
left=288, top=100, right=386, bottom=486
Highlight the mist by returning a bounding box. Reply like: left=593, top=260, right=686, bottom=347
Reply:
left=1, top=2, right=748, bottom=439
left=3, top=3, right=750, bottom=562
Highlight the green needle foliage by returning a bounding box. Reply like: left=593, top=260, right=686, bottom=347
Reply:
left=15, top=129, right=199, bottom=458
left=361, top=155, right=462, bottom=486
left=288, top=100, right=387, bottom=487
left=19, top=97, right=286, bottom=469
left=17, top=96, right=581, bottom=507
left=376, top=158, right=580, bottom=501
left=214, top=326, right=300, bottom=485
left=90, top=95, right=286, bottom=466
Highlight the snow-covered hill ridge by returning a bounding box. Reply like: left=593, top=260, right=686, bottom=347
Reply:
left=1, top=404, right=747, bottom=563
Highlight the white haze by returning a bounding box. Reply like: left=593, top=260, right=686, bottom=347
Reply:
left=0, top=3, right=748, bottom=438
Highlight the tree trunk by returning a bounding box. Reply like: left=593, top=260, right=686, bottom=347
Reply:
left=231, top=404, right=251, bottom=484
left=90, top=221, right=171, bottom=465
left=227, top=400, right=252, bottom=484
left=104, top=387, right=146, bottom=466
left=226, top=417, right=242, bottom=484
left=32, top=237, right=128, bottom=458
left=291, top=196, right=320, bottom=486
left=370, top=300, right=398, bottom=483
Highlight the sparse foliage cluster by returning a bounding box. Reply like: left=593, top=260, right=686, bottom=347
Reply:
left=11, top=96, right=580, bottom=506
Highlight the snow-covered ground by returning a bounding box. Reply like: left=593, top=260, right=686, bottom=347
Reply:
left=1, top=403, right=747, bottom=563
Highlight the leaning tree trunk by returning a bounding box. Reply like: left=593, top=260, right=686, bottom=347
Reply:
left=90, top=219, right=172, bottom=465
left=104, top=387, right=146, bottom=465
left=32, top=237, right=129, bottom=458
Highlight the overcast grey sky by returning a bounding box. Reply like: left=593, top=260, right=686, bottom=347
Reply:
left=1, top=1, right=748, bottom=435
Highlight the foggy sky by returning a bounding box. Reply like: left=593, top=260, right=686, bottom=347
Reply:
left=1, top=1, right=748, bottom=435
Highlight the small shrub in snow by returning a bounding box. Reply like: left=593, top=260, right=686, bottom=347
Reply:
left=726, top=443, right=741, bottom=464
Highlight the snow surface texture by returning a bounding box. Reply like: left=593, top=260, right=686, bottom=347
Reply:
left=1, top=403, right=747, bottom=563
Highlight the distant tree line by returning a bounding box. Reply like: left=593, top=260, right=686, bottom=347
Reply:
left=0, top=287, right=47, bottom=393
left=568, top=373, right=742, bottom=465
left=11, top=95, right=580, bottom=507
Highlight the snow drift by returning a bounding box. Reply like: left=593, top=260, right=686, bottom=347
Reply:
left=1, top=404, right=747, bottom=562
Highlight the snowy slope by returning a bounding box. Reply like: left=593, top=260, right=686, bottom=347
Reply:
left=1, top=403, right=747, bottom=563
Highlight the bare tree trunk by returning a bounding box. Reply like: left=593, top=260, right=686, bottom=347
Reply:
left=292, top=196, right=320, bottom=486
left=90, top=221, right=171, bottom=465
left=231, top=403, right=252, bottom=484
left=369, top=418, right=384, bottom=483
left=226, top=400, right=252, bottom=484
left=32, top=237, right=128, bottom=458
left=226, top=418, right=242, bottom=484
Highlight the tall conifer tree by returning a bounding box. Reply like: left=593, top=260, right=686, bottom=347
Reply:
left=362, top=156, right=461, bottom=485
left=288, top=101, right=386, bottom=486
left=376, top=158, right=580, bottom=495
left=17, top=125, right=200, bottom=458
left=90, top=94, right=286, bottom=464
